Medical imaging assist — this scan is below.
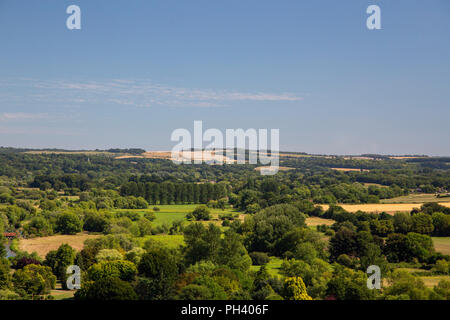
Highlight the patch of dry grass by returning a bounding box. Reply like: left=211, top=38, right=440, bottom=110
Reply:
left=319, top=203, right=450, bottom=214
left=306, top=217, right=334, bottom=227
left=381, top=193, right=450, bottom=204
left=331, top=168, right=370, bottom=172
left=19, top=233, right=101, bottom=258
left=432, top=237, right=450, bottom=255
left=421, top=276, right=450, bottom=288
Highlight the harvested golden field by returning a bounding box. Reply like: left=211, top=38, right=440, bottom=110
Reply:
left=24, top=151, right=114, bottom=156
left=421, top=276, right=450, bottom=288
left=389, top=156, right=427, bottom=160
left=381, top=193, right=450, bottom=204
left=120, top=150, right=235, bottom=163
left=306, top=217, right=335, bottom=226
left=319, top=203, right=450, bottom=214
left=254, top=166, right=294, bottom=172
left=19, top=233, right=101, bottom=258
left=331, top=168, right=370, bottom=172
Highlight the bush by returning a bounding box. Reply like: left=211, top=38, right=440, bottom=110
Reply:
left=283, top=276, right=312, bottom=300
left=191, top=205, right=211, bottom=221
left=249, top=252, right=270, bottom=266
left=83, top=213, right=109, bottom=233
left=12, top=264, right=56, bottom=296
left=222, top=220, right=231, bottom=227
left=87, top=260, right=137, bottom=282
left=75, top=277, right=137, bottom=300
left=13, top=257, right=42, bottom=270
left=55, top=212, right=83, bottom=235
left=95, top=249, right=124, bottom=262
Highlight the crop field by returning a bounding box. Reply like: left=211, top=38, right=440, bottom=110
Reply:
left=381, top=193, right=450, bottom=204
left=432, top=237, right=450, bottom=255
left=306, top=217, right=335, bottom=227
left=420, top=276, right=450, bottom=288
left=319, top=203, right=450, bottom=214
left=331, top=168, right=370, bottom=172
left=19, top=233, right=101, bottom=258
left=24, top=150, right=116, bottom=156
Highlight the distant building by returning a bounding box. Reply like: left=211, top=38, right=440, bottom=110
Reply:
left=3, top=232, right=17, bottom=239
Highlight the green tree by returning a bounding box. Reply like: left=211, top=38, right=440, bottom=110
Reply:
left=326, top=264, right=377, bottom=300
left=432, top=212, right=450, bottom=236
left=216, top=230, right=252, bottom=272
left=383, top=270, right=431, bottom=300
left=244, top=204, right=306, bottom=254
left=75, top=276, right=137, bottom=300
left=191, top=205, right=211, bottom=221
left=0, top=258, right=11, bottom=289
left=136, top=248, right=179, bottom=299
left=55, top=212, right=83, bottom=235
left=393, top=212, right=413, bottom=234
left=87, top=260, right=137, bottom=282
left=12, top=264, right=56, bottom=298
left=95, top=249, right=124, bottom=262
left=329, top=227, right=358, bottom=261
left=411, top=213, right=434, bottom=235
left=184, top=223, right=221, bottom=265
left=44, top=243, right=76, bottom=289
left=283, top=276, right=312, bottom=300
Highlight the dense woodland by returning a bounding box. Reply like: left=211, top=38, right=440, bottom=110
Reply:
left=0, top=148, right=449, bottom=300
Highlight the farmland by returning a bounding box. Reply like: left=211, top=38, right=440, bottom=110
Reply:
left=319, top=203, right=450, bottom=214
left=18, top=233, right=101, bottom=258
left=432, top=237, right=450, bottom=256
left=1, top=148, right=450, bottom=301
left=381, top=193, right=450, bottom=204
left=305, top=217, right=335, bottom=227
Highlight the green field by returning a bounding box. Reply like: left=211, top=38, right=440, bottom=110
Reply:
left=432, top=237, right=450, bottom=255
left=137, top=234, right=185, bottom=248
left=382, top=193, right=450, bottom=204
left=249, top=257, right=284, bottom=277
left=117, top=204, right=242, bottom=226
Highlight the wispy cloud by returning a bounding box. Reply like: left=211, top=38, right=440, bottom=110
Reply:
left=0, top=78, right=303, bottom=109
left=0, top=112, right=49, bottom=121
left=0, top=126, right=84, bottom=136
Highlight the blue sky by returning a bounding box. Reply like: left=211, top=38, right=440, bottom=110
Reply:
left=0, top=0, right=449, bottom=155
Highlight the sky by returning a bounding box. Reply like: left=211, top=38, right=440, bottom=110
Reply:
left=0, top=0, right=449, bottom=155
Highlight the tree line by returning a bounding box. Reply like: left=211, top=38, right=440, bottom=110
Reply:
left=119, top=181, right=228, bottom=205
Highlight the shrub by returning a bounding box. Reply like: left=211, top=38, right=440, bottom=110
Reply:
left=55, top=212, right=83, bottom=235
left=87, top=260, right=137, bottom=282
left=83, top=213, right=109, bottom=233
left=283, top=276, right=312, bottom=300
left=191, top=205, right=211, bottom=221
left=75, top=276, right=137, bottom=300
left=13, top=257, right=42, bottom=270
left=249, top=252, right=270, bottom=266
left=95, top=249, right=124, bottom=262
